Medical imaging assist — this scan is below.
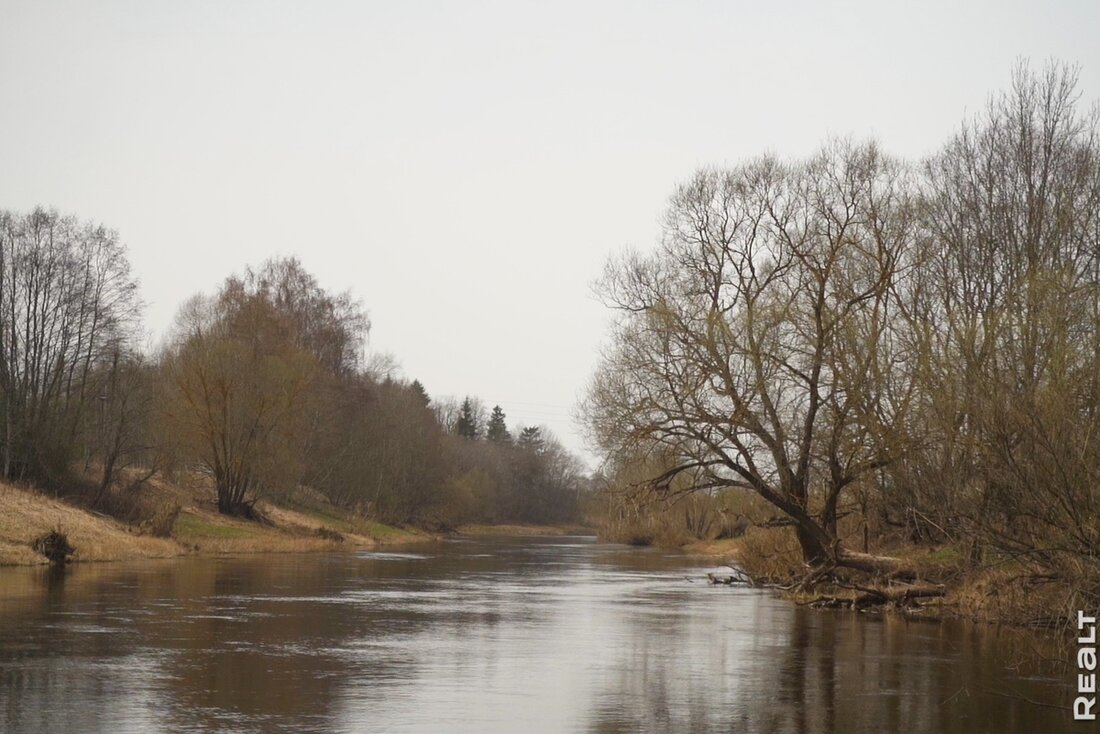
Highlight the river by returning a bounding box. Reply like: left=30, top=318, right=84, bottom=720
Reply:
left=0, top=535, right=1077, bottom=733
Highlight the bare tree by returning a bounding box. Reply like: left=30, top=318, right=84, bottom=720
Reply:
left=162, top=258, right=370, bottom=516
left=904, top=61, right=1100, bottom=577
left=0, top=208, right=140, bottom=485
left=584, top=141, right=916, bottom=569
left=87, top=349, right=159, bottom=506
left=163, top=294, right=315, bottom=515
left=223, top=257, right=368, bottom=376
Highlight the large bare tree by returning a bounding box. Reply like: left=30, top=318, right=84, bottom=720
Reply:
left=902, top=61, right=1100, bottom=574
left=0, top=208, right=140, bottom=485
left=584, top=141, right=917, bottom=568
left=162, top=258, right=366, bottom=516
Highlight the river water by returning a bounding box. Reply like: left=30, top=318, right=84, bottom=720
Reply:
left=0, top=535, right=1078, bottom=733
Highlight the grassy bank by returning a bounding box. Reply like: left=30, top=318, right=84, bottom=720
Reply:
left=0, top=480, right=431, bottom=567
left=677, top=527, right=1086, bottom=630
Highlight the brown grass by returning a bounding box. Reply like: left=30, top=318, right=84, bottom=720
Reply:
left=0, top=483, right=180, bottom=565
left=681, top=537, right=743, bottom=561
left=733, top=526, right=805, bottom=582
left=0, top=479, right=430, bottom=568
left=599, top=514, right=684, bottom=547
left=950, top=563, right=1086, bottom=628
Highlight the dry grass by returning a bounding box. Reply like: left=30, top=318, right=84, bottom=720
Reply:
left=681, top=537, right=743, bottom=562
left=0, top=478, right=428, bottom=568
left=950, top=563, right=1086, bottom=628
left=0, top=483, right=180, bottom=565
left=597, top=490, right=760, bottom=549
left=732, top=526, right=805, bottom=582
left=599, top=514, right=682, bottom=547
left=170, top=504, right=383, bottom=555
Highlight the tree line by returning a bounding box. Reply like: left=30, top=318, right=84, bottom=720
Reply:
left=0, top=220, right=585, bottom=529
left=583, top=62, right=1100, bottom=600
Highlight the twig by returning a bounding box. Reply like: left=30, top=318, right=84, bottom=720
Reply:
left=979, top=686, right=1069, bottom=712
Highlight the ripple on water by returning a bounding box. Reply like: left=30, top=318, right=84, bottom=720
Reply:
left=355, top=551, right=433, bottom=560
left=0, top=535, right=1078, bottom=734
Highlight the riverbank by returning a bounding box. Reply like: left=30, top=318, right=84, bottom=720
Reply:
left=679, top=530, right=1084, bottom=631
left=0, top=480, right=432, bottom=567
left=456, top=523, right=594, bottom=537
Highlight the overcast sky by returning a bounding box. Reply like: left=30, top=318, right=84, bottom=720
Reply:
left=2, top=0, right=1098, bottom=464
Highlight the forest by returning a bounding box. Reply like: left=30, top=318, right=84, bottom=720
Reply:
left=0, top=221, right=585, bottom=534
left=583, top=62, right=1100, bottom=623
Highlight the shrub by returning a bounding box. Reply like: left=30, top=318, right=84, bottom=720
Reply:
left=32, top=528, right=74, bottom=565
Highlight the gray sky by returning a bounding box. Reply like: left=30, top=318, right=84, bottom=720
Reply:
left=2, top=0, right=1098, bottom=464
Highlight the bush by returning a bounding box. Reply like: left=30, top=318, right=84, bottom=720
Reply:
left=143, top=502, right=182, bottom=538
left=32, top=528, right=74, bottom=565
left=314, top=526, right=344, bottom=542
left=735, top=526, right=804, bottom=583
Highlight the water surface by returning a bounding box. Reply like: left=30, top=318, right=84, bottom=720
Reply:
left=0, top=535, right=1076, bottom=732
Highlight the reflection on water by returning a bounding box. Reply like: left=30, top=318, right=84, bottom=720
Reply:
left=0, top=536, right=1076, bottom=733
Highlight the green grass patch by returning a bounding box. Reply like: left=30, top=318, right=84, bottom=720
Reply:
left=173, top=513, right=255, bottom=539
left=925, top=546, right=964, bottom=566
left=363, top=521, right=406, bottom=540
left=898, top=544, right=968, bottom=582
left=298, top=508, right=407, bottom=541
left=303, top=509, right=359, bottom=534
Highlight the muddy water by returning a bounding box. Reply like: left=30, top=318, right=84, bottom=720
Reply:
left=0, top=536, right=1078, bottom=732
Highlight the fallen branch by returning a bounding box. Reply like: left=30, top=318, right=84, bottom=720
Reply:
left=707, top=570, right=753, bottom=585
left=811, top=580, right=946, bottom=610
left=837, top=548, right=916, bottom=580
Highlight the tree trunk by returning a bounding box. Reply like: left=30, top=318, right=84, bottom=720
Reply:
left=837, top=548, right=914, bottom=578
left=787, top=502, right=911, bottom=577
left=784, top=501, right=837, bottom=566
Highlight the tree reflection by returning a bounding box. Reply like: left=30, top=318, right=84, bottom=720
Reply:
left=0, top=539, right=1080, bottom=733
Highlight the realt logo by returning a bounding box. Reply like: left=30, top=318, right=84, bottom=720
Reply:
left=1077, top=611, right=1098, bottom=720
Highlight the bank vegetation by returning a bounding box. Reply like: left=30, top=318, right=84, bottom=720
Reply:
left=0, top=218, right=587, bottom=565
left=583, top=62, right=1100, bottom=628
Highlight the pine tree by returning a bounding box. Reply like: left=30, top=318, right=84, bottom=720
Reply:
left=486, top=405, right=511, bottom=443
left=456, top=396, right=480, bottom=439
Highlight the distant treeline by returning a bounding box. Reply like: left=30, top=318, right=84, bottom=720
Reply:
left=584, top=62, right=1100, bottom=602
left=0, top=219, right=584, bottom=528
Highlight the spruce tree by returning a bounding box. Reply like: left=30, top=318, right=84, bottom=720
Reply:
left=518, top=425, right=543, bottom=452
left=456, top=396, right=480, bottom=439
left=409, top=379, right=431, bottom=408
left=486, top=405, right=511, bottom=443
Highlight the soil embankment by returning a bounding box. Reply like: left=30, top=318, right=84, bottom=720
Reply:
left=0, top=481, right=429, bottom=567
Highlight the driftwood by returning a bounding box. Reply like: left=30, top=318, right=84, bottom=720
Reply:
left=702, top=547, right=942, bottom=615
left=836, top=548, right=917, bottom=581
left=706, top=569, right=753, bottom=585
left=800, top=581, right=945, bottom=610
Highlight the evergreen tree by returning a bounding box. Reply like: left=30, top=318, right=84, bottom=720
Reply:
left=456, top=396, right=480, bottom=439
left=409, top=379, right=430, bottom=408
left=486, top=405, right=511, bottom=443
left=518, top=425, right=543, bottom=452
